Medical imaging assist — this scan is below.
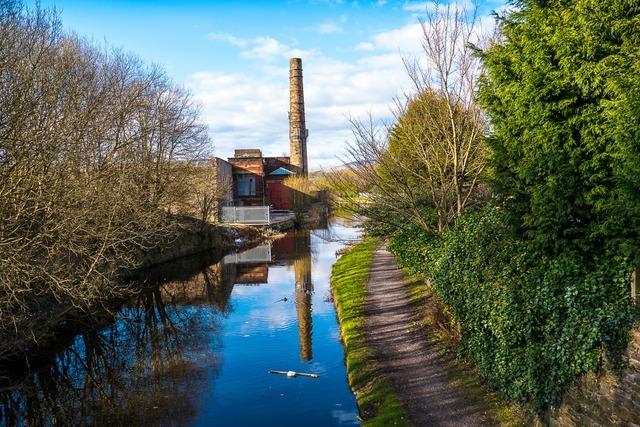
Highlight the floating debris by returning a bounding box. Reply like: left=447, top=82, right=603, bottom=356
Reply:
left=269, top=370, right=319, bottom=378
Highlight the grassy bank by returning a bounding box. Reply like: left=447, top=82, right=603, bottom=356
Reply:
left=330, top=238, right=409, bottom=427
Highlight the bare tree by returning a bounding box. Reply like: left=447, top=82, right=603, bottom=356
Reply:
left=406, top=1, right=489, bottom=219
left=329, top=1, right=489, bottom=233
left=175, top=159, right=232, bottom=224
left=0, top=3, right=213, bottom=355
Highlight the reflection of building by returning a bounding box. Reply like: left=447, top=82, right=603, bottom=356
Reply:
left=132, top=249, right=236, bottom=313
left=222, top=245, right=272, bottom=285
left=223, top=245, right=272, bottom=264
left=211, top=231, right=315, bottom=361
left=234, top=264, right=269, bottom=285
left=293, top=232, right=313, bottom=361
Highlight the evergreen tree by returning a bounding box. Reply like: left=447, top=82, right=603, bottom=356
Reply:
left=479, top=0, right=640, bottom=254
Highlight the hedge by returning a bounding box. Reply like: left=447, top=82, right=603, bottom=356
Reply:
left=389, top=206, right=634, bottom=411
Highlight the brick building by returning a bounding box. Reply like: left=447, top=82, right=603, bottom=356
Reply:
left=224, top=149, right=295, bottom=209
left=214, top=58, right=309, bottom=211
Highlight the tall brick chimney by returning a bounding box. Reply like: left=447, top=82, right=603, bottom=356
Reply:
left=289, top=58, right=308, bottom=176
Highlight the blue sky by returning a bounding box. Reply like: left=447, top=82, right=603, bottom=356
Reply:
left=33, top=0, right=506, bottom=169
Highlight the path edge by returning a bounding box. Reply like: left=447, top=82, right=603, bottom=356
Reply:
left=330, top=238, right=411, bottom=427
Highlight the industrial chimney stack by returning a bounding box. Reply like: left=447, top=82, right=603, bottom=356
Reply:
left=289, top=58, right=308, bottom=176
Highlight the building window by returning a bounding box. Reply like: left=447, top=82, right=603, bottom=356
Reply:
left=237, top=174, right=256, bottom=196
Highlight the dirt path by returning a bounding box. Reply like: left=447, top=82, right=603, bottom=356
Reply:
left=365, top=245, right=493, bottom=427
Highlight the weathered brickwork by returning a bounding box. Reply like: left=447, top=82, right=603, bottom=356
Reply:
left=289, top=58, right=308, bottom=176
left=548, top=327, right=640, bottom=426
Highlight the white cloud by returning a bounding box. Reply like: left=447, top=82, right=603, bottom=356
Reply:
left=356, top=3, right=495, bottom=55
left=211, top=33, right=319, bottom=62
left=187, top=47, right=410, bottom=169
left=207, top=32, right=247, bottom=48
left=317, top=21, right=342, bottom=34
left=315, top=15, right=347, bottom=34
left=239, top=37, right=288, bottom=60
left=193, top=3, right=499, bottom=169
left=197, top=10, right=498, bottom=169
left=360, top=23, right=424, bottom=55
left=354, top=41, right=375, bottom=51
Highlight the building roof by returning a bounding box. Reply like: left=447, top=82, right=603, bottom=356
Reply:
left=269, top=167, right=294, bottom=176
left=233, top=149, right=262, bottom=158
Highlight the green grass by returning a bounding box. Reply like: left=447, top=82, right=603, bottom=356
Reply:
left=331, top=238, right=410, bottom=427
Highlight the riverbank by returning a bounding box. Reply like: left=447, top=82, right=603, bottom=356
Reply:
left=331, top=239, right=526, bottom=426
left=0, top=217, right=269, bottom=368
left=330, top=238, right=409, bottom=426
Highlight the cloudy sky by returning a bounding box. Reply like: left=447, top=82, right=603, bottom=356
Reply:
left=34, top=0, right=505, bottom=170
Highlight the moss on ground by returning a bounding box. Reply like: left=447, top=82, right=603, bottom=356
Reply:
left=331, top=238, right=410, bottom=427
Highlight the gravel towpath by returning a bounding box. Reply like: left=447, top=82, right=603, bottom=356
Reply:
left=365, top=245, right=493, bottom=426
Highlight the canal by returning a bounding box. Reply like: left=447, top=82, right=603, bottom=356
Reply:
left=0, top=219, right=361, bottom=426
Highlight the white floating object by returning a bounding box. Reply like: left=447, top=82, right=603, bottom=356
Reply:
left=269, top=370, right=319, bottom=378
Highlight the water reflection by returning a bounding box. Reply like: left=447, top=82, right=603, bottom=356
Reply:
left=220, top=232, right=315, bottom=361
left=0, top=221, right=361, bottom=427
left=294, top=233, right=313, bottom=361
left=0, top=282, right=220, bottom=425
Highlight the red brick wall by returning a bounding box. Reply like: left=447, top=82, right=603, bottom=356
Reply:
left=228, top=157, right=265, bottom=206
left=227, top=155, right=297, bottom=206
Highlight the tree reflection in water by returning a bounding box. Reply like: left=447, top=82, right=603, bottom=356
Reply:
left=0, top=229, right=324, bottom=426
left=0, top=250, right=232, bottom=426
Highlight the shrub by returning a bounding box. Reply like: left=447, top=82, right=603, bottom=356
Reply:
left=390, top=206, right=634, bottom=411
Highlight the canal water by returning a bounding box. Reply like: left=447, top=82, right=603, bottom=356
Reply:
left=0, top=220, right=361, bottom=426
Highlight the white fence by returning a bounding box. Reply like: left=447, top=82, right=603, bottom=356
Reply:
left=221, top=206, right=270, bottom=225
left=223, top=245, right=272, bottom=264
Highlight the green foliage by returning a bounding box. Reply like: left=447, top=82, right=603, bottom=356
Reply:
left=382, top=0, right=640, bottom=415
left=387, top=224, right=438, bottom=276
left=360, top=204, right=437, bottom=238
left=331, top=239, right=410, bottom=426
left=478, top=0, right=640, bottom=254
left=389, top=206, right=634, bottom=411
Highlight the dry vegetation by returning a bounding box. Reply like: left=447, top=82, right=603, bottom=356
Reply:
left=325, top=3, right=490, bottom=232
left=0, top=2, right=214, bottom=356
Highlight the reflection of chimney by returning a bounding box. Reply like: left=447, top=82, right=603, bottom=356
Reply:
left=294, top=232, right=312, bottom=361
left=289, top=58, right=308, bottom=177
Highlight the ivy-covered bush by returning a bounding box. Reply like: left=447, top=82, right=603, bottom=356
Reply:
left=387, top=224, right=437, bottom=277
left=390, top=206, right=634, bottom=411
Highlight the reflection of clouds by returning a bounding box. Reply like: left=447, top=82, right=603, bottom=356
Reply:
left=267, top=265, right=295, bottom=285
left=230, top=267, right=291, bottom=296
left=239, top=306, right=297, bottom=335
left=227, top=265, right=300, bottom=335
left=309, top=238, right=346, bottom=315
left=331, top=409, right=360, bottom=425
left=221, top=223, right=360, bottom=347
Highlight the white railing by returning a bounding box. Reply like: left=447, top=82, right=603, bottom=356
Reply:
left=221, top=206, right=270, bottom=224
left=223, top=244, right=272, bottom=264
